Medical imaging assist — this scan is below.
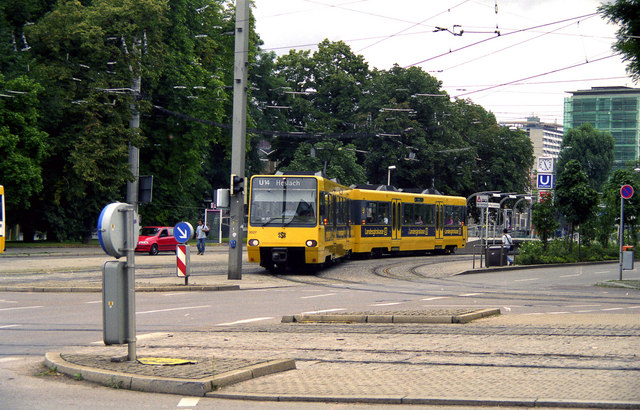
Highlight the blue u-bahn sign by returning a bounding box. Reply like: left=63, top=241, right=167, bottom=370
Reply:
left=537, top=173, right=554, bottom=189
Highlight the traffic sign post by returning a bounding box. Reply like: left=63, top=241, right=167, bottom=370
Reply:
left=174, top=221, right=193, bottom=244
left=176, top=244, right=191, bottom=285
left=97, top=202, right=139, bottom=361
left=174, top=222, right=193, bottom=285
left=619, top=185, right=634, bottom=280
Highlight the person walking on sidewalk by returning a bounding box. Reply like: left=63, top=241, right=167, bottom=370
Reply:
left=196, top=220, right=209, bottom=255
left=502, top=228, right=513, bottom=265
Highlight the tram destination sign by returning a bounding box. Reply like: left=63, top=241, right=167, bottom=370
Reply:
left=253, top=177, right=317, bottom=190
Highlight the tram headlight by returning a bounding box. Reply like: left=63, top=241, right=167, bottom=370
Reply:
left=305, top=240, right=317, bottom=247
left=248, top=239, right=260, bottom=246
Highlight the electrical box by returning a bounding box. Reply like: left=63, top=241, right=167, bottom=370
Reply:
left=103, top=260, right=128, bottom=345
left=216, top=188, right=230, bottom=208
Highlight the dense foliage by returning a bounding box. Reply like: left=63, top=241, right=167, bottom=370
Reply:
left=516, top=239, right=618, bottom=265
left=1, top=0, right=535, bottom=241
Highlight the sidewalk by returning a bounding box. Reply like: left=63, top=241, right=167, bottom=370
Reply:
left=45, top=313, right=640, bottom=408
left=4, top=246, right=639, bottom=407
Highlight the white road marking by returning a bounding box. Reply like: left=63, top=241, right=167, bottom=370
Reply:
left=92, top=332, right=169, bottom=345
left=137, top=332, right=169, bottom=341
left=300, top=293, right=336, bottom=299
left=0, top=306, right=43, bottom=312
left=177, top=397, right=200, bottom=407
left=0, top=299, right=18, bottom=304
left=459, top=293, right=482, bottom=297
left=215, top=317, right=274, bottom=326
left=575, top=310, right=597, bottom=313
left=548, top=311, right=570, bottom=314
left=136, top=305, right=211, bottom=315
left=601, top=307, right=624, bottom=311
left=370, top=302, right=403, bottom=306
left=594, top=271, right=610, bottom=274
left=628, top=306, right=640, bottom=309
left=0, top=357, right=20, bottom=363
left=163, top=292, right=187, bottom=296
left=514, top=278, right=539, bottom=282
left=559, top=273, right=581, bottom=278
left=0, top=324, right=20, bottom=329
left=421, top=296, right=447, bottom=301
left=301, top=308, right=346, bottom=315
left=85, top=300, right=101, bottom=304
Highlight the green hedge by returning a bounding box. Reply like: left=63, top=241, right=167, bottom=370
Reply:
left=516, top=239, right=619, bottom=265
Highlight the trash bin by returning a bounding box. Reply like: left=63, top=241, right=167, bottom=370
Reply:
left=623, top=246, right=634, bottom=270
left=485, top=246, right=508, bottom=267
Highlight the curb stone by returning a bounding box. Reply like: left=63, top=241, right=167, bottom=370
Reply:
left=206, top=392, right=640, bottom=408
left=44, top=352, right=295, bottom=396
left=281, top=308, right=501, bottom=324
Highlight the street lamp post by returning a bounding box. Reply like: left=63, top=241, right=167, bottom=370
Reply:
left=387, top=165, right=396, bottom=186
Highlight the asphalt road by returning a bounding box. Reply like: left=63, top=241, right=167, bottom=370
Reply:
left=1, top=249, right=639, bottom=408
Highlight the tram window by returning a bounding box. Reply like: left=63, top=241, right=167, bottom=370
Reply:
left=364, top=202, right=374, bottom=223
left=336, top=197, right=344, bottom=224
left=319, top=193, right=326, bottom=223
left=416, top=204, right=435, bottom=225
left=444, top=205, right=465, bottom=225
left=364, top=201, right=390, bottom=224
left=377, top=202, right=390, bottom=224
left=403, top=204, right=413, bottom=224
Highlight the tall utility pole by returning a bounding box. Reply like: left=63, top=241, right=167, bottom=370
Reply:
left=228, top=0, right=250, bottom=280
left=124, top=37, right=141, bottom=361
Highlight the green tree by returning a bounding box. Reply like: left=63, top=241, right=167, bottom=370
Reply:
left=557, top=123, right=615, bottom=190
left=600, top=0, right=640, bottom=81
left=531, top=191, right=558, bottom=249
left=283, top=140, right=366, bottom=186
left=0, top=74, right=48, bottom=239
left=139, top=0, right=232, bottom=226
left=555, top=160, right=598, bottom=251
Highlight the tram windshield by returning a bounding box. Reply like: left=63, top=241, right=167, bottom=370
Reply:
left=250, top=177, right=318, bottom=227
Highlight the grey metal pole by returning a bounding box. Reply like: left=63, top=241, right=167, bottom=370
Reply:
left=124, top=44, right=141, bottom=360
left=228, top=0, right=250, bottom=280
left=620, top=197, right=624, bottom=281
left=127, top=76, right=140, bottom=211
left=125, top=205, right=136, bottom=361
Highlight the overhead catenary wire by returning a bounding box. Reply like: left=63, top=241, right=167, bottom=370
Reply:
left=454, top=54, right=618, bottom=98
left=404, top=12, right=598, bottom=68
left=356, top=0, right=473, bottom=53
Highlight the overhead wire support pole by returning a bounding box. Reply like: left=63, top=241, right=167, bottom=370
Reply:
left=125, top=36, right=141, bottom=361
left=228, top=0, right=250, bottom=280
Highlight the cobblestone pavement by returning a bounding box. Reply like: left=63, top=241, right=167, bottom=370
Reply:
left=58, top=314, right=640, bottom=406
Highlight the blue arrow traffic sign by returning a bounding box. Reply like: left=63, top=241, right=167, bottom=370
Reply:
left=174, top=221, right=194, bottom=243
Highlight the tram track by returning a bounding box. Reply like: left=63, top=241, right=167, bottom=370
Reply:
left=262, top=254, right=640, bottom=309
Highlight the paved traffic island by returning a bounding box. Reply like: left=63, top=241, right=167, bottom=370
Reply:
left=45, top=352, right=295, bottom=396
left=281, top=308, right=501, bottom=324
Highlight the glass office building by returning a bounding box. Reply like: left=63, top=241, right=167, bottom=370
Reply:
left=564, top=86, right=640, bottom=168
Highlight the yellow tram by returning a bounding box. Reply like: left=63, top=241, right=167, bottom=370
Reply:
left=247, top=173, right=351, bottom=271
left=349, top=187, right=467, bottom=257
left=246, top=173, right=467, bottom=271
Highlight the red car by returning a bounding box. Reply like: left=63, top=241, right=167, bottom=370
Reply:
left=135, top=226, right=179, bottom=255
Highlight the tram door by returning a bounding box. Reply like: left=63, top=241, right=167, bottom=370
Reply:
left=435, top=201, right=444, bottom=246
left=392, top=199, right=402, bottom=244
